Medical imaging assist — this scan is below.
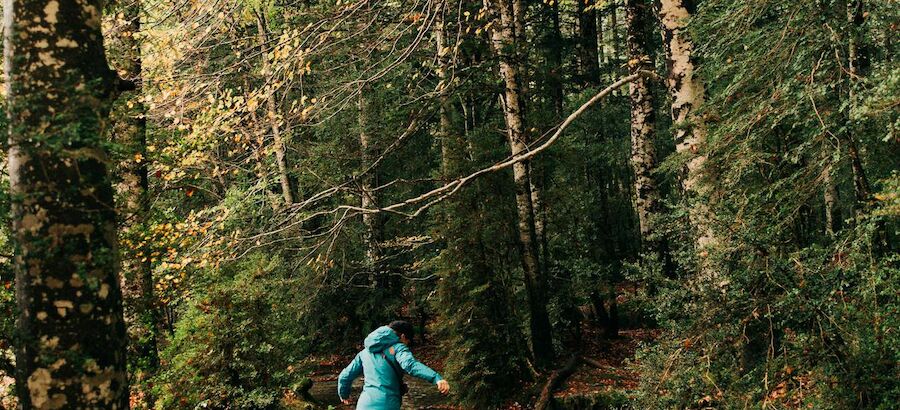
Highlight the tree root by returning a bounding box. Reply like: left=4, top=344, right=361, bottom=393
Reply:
left=535, top=355, right=581, bottom=410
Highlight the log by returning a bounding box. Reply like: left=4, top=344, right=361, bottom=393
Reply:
left=535, top=355, right=581, bottom=410
left=579, top=356, right=604, bottom=370
left=295, top=378, right=321, bottom=406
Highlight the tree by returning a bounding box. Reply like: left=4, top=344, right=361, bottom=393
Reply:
left=255, top=9, right=295, bottom=206
left=656, top=0, right=718, bottom=268
left=107, top=0, right=161, bottom=401
left=485, top=0, right=554, bottom=365
left=537, top=0, right=564, bottom=117
left=357, top=89, right=385, bottom=289
left=5, top=0, right=129, bottom=407
left=844, top=0, right=872, bottom=204
left=576, top=0, right=601, bottom=85
left=625, top=0, right=663, bottom=253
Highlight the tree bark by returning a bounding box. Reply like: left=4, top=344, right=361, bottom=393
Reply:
left=435, top=0, right=455, bottom=177
left=4, top=0, right=129, bottom=407
left=596, top=3, right=606, bottom=66
left=486, top=0, right=554, bottom=366
left=845, top=0, right=871, bottom=203
left=656, top=0, right=718, bottom=259
left=531, top=173, right=550, bottom=266
left=358, top=90, right=384, bottom=288
left=539, top=0, right=564, bottom=117
left=608, top=1, right=620, bottom=65
left=625, top=0, right=663, bottom=252
left=577, top=0, right=601, bottom=84
left=512, top=0, right=525, bottom=45
left=111, top=0, right=160, bottom=397
left=823, top=154, right=840, bottom=236
left=256, top=11, right=295, bottom=206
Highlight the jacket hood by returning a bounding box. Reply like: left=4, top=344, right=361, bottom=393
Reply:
left=364, top=326, right=400, bottom=353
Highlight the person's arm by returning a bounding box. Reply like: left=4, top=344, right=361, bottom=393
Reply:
left=337, top=352, right=363, bottom=401
left=393, top=344, right=442, bottom=384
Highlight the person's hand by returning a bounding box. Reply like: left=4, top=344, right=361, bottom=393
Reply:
left=437, top=380, right=450, bottom=394
left=341, top=398, right=351, bottom=405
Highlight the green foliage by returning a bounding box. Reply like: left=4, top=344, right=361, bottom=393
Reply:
left=633, top=1, right=900, bottom=408
left=155, top=253, right=311, bottom=409
left=432, top=182, right=528, bottom=407
left=74, top=0, right=900, bottom=408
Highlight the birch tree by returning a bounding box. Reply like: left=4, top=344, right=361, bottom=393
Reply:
left=656, top=0, right=718, bottom=260
left=625, top=0, right=663, bottom=252
left=485, top=0, right=554, bottom=365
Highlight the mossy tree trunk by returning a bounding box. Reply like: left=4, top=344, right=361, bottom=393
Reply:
left=4, top=0, right=129, bottom=407
left=109, top=0, right=160, bottom=401
left=358, top=89, right=384, bottom=289
left=844, top=0, right=871, bottom=204
left=435, top=0, right=454, bottom=177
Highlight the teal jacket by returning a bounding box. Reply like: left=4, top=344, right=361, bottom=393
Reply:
left=337, top=326, right=443, bottom=409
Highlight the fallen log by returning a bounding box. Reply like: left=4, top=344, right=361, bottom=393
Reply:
left=295, top=378, right=321, bottom=406
left=579, top=356, right=604, bottom=370
left=535, top=355, right=581, bottom=410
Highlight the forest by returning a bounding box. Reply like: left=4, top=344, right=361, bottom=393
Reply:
left=0, top=0, right=897, bottom=408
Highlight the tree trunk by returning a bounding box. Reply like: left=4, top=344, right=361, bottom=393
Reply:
left=5, top=0, right=129, bottom=407
left=656, top=0, right=718, bottom=260
left=823, top=154, right=841, bottom=237
left=845, top=0, right=871, bottom=203
left=608, top=1, right=620, bottom=65
left=111, top=0, right=160, bottom=399
left=577, top=0, right=601, bottom=84
left=246, top=90, right=281, bottom=210
left=358, top=90, right=384, bottom=288
left=539, top=0, right=564, bottom=117
left=435, top=0, right=455, bottom=177
left=596, top=4, right=606, bottom=66
left=512, top=0, right=526, bottom=45
left=531, top=173, right=550, bottom=265
left=486, top=0, right=554, bottom=366
left=625, top=0, right=663, bottom=252
left=256, top=11, right=294, bottom=206
left=532, top=0, right=563, bottom=262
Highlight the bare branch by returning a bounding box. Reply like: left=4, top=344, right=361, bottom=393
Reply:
left=334, top=70, right=659, bottom=218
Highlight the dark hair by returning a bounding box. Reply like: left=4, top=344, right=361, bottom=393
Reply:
left=388, top=320, right=415, bottom=341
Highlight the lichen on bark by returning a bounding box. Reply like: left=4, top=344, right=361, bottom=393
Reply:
left=5, top=0, right=129, bottom=407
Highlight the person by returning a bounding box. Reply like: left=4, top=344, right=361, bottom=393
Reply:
left=337, top=320, right=450, bottom=409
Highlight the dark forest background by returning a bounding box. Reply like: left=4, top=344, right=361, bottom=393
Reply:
left=0, top=0, right=897, bottom=408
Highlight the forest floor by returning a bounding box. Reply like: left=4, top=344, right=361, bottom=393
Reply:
left=303, top=325, right=658, bottom=409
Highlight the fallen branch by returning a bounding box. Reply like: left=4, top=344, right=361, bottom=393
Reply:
left=535, top=355, right=581, bottom=410
left=579, top=356, right=604, bottom=370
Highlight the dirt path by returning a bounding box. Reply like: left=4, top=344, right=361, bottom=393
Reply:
left=305, top=327, right=656, bottom=409
left=308, top=376, right=454, bottom=409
